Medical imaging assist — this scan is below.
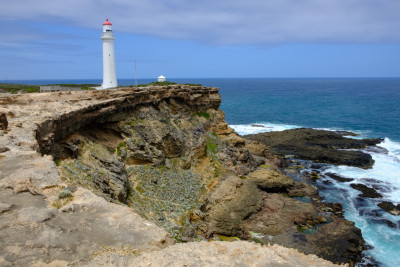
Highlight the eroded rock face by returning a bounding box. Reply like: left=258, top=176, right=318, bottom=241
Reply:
left=201, top=176, right=262, bottom=237
left=247, top=168, right=294, bottom=191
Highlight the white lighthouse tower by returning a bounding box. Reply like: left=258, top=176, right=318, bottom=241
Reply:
left=100, top=18, right=118, bottom=89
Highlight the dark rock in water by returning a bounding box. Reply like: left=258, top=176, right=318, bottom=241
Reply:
left=250, top=124, right=268, bottom=128
left=378, top=201, right=400, bottom=216
left=350, top=184, right=383, bottom=198
left=322, top=179, right=334, bottom=186
left=359, top=178, right=384, bottom=184
left=310, top=164, right=324, bottom=169
left=335, top=131, right=360, bottom=137
left=383, top=219, right=397, bottom=229
left=244, top=128, right=382, bottom=168
left=364, top=146, right=388, bottom=154
left=325, top=172, right=354, bottom=182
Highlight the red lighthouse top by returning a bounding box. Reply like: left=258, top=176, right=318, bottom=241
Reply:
left=103, top=18, right=112, bottom=25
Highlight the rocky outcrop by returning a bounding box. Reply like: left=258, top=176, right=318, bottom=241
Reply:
left=245, top=128, right=382, bottom=168
left=0, top=86, right=361, bottom=266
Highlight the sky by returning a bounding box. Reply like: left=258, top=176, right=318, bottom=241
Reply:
left=1, top=0, right=400, bottom=80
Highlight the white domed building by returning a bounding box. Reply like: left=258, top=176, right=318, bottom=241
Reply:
left=158, top=75, right=166, bottom=82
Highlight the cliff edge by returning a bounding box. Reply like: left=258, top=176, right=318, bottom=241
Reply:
left=0, top=86, right=350, bottom=266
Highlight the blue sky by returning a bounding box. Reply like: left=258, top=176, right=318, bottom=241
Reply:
left=1, top=0, right=400, bottom=80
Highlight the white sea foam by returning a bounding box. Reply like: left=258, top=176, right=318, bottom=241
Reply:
left=324, top=137, right=400, bottom=266
left=230, top=123, right=300, bottom=135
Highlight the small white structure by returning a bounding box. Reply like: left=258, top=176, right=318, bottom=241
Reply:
left=158, top=75, right=166, bottom=82
left=100, top=18, right=118, bottom=89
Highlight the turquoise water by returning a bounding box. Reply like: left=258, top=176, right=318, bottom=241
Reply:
left=9, top=77, right=400, bottom=266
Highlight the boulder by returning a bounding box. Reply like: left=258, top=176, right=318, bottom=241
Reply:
left=202, top=176, right=262, bottom=237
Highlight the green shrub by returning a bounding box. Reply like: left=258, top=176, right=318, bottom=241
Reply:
left=195, top=112, right=210, bottom=120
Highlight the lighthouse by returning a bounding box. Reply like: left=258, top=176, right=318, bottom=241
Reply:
left=100, top=18, right=118, bottom=89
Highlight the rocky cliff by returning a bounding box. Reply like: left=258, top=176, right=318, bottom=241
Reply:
left=0, top=86, right=354, bottom=266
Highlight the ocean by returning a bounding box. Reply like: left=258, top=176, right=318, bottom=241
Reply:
left=9, top=77, right=400, bottom=266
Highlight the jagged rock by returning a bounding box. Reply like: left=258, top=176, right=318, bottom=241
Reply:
left=245, top=128, right=382, bottom=168
left=325, top=172, right=354, bottom=182
left=350, top=183, right=383, bottom=198
left=378, top=201, right=400, bottom=215
left=91, top=153, right=129, bottom=202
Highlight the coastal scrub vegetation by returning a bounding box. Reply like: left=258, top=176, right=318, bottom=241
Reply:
left=0, top=83, right=99, bottom=93
left=0, top=83, right=40, bottom=93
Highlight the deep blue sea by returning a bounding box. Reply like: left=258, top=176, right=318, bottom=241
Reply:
left=9, top=77, right=400, bottom=266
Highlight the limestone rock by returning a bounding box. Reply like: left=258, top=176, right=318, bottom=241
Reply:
left=84, top=241, right=341, bottom=267
left=247, top=168, right=294, bottom=191
left=203, top=176, right=262, bottom=237
left=17, top=206, right=57, bottom=225
left=245, top=140, right=268, bottom=157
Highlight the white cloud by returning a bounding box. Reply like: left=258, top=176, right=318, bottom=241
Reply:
left=1, top=0, right=400, bottom=45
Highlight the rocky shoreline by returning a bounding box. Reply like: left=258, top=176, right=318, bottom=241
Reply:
left=0, top=86, right=376, bottom=266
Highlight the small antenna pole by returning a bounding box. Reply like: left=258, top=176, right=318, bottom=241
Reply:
left=134, top=59, right=138, bottom=87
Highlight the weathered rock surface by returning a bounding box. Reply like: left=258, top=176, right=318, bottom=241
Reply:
left=0, top=187, right=169, bottom=266
left=84, top=241, right=343, bottom=267
left=243, top=192, right=364, bottom=265
left=245, top=128, right=382, bottom=168
left=201, top=176, right=263, bottom=237
left=247, top=168, right=294, bottom=191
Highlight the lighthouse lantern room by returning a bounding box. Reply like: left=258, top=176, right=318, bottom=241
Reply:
left=100, top=18, right=118, bottom=89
